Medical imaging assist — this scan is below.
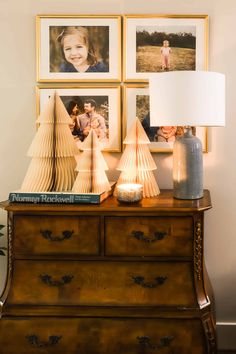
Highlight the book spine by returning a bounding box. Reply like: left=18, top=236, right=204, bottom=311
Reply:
left=9, top=193, right=100, bottom=204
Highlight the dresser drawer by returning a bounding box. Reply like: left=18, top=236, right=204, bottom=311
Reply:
left=8, top=260, right=197, bottom=307
left=0, top=317, right=205, bottom=354
left=0, top=317, right=78, bottom=354
left=13, top=215, right=100, bottom=256
left=105, top=216, right=193, bottom=257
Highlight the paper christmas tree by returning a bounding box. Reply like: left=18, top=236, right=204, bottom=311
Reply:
left=21, top=92, right=78, bottom=192
left=115, top=118, right=160, bottom=198
left=72, top=129, right=111, bottom=194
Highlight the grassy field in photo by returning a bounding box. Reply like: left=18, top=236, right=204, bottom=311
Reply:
left=136, top=95, right=149, bottom=121
left=136, top=46, right=196, bottom=72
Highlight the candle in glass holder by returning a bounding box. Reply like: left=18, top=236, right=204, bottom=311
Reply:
left=116, top=183, right=143, bottom=203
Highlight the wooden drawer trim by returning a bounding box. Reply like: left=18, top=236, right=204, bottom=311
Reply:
left=0, top=317, right=207, bottom=354
left=13, top=215, right=100, bottom=256
left=105, top=216, right=193, bottom=257
left=7, top=260, right=197, bottom=308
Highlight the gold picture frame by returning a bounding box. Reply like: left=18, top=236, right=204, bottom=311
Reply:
left=123, top=83, right=208, bottom=153
left=123, top=14, right=208, bottom=82
left=36, top=14, right=122, bottom=82
left=36, top=85, right=121, bottom=152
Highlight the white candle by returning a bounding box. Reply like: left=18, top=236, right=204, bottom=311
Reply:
left=116, top=183, right=143, bottom=203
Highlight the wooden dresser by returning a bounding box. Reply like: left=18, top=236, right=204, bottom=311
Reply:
left=0, top=190, right=216, bottom=353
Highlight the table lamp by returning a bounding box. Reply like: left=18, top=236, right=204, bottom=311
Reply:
left=149, top=71, right=225, bottom=199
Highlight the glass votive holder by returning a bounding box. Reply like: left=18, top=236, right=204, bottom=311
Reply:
left=116, top=183, right=143, bottom=203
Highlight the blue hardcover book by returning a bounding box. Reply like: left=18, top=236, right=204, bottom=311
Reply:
left=9, top=186, right=114, bottom=205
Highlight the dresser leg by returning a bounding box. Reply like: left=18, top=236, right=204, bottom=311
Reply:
left=202, top=315, right=217, bottom=354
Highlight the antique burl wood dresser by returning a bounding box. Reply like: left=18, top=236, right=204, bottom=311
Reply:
left=0, top=190, right=216, bottom=353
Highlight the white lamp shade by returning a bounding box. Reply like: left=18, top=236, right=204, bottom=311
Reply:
left=149, top=71, right=225, bottom=127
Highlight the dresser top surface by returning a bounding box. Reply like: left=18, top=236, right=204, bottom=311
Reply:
left=1, top=189, right=211, bottom=213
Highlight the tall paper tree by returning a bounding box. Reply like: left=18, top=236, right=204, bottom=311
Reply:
left=115, top=117, right=160, bottom=198
left=21, top=92, right=78, bottom=192
left=72, top=129, right=111, bottom=194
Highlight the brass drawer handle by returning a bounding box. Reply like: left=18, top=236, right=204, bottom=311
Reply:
left=131, top=230, right=167, bottom=243
left=40, top=229, right=74, bottom=242
left=26, top=334, right=62, bottom=348
left=137, top=335, right=174, bottom=349
left=39, top=274, right=74, bottom=287
left=132, top=275, right=167, bottom=288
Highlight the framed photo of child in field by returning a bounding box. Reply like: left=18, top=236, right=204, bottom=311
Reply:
left=36, top=85, right=121, bottom=152
left=123, top=15, right=208, bottom=82
left=123, top=84, right=208, bottom=152
left=36, top=15, right=121, bottom=82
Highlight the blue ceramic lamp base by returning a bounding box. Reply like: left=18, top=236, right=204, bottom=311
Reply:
left=173, top=127, right=203, bottom=200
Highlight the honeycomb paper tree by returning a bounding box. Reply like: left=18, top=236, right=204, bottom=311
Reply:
left=21, top=92, right=78, bottom=192
left=115, top=117, right=160, bottom=198
left=72, top=129, right=111, bottom=194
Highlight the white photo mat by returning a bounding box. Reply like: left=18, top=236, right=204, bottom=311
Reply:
left=37, top=15, right=121, bottom=82
left=37, top=86, right=121, bottom=152
left=124, top=15, right=208, bottom=82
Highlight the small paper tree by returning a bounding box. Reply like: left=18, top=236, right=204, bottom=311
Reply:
left=72, top=129, right=111, bottom=194
left=21, top=92, right=78, bottom=192
left=115, top=118, right=160, bottom=197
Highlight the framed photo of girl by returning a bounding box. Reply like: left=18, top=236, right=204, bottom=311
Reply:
left=123, top=14, right=208, bottom=82
left=36, top=15, right=121, bottom=82
left=123, top=84, right=208, bottom=153
left=36, top=85, right=121, bottom=152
